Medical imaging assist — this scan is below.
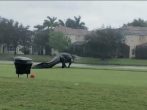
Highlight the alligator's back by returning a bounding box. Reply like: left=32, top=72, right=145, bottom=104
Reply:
left=59, top=53, right=72, bottom=62
left=47, top=55, right=61, bottom=67
left=32, top=56, right=60, bottom=69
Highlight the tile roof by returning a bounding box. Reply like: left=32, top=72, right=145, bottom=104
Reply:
left=120, top=26, right=147, bottom=36
left=54, top=26, right=89, bottom=36
left=136, top=42, right=147, bottom=47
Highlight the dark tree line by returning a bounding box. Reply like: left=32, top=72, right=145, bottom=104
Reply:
left=85, top=26, right=125, bottom=59
left=1, top=16, right=147, bottom=58
left=33, top=16, right=87, bottom=55
left=0, top=15, right=87, bottom=55
left=123, top=18, right=147, bottom=27
left=0, top=18, right=33, bottom=55
left=66, top=18, right=147, bottom=59
left=65, top=26, right=125, bottom=59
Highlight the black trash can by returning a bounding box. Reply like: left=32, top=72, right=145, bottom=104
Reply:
left=14, top=56, right=33, bottom=78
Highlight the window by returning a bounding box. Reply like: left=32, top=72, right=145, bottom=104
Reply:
left=7, top=46, right=15, bottom=51
left=132, top=49, right=135, bottom=55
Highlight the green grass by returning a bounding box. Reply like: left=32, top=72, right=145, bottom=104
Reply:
left=75, top=57, right=147, bottom=66
left=0, top=54, right=54, bottom=62
left=1, top=64, right=147, bottom=109
left=1, top=54, right=147, bottom=66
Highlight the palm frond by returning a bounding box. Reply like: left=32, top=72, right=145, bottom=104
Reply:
left=58, top=19, right=65, bottom=26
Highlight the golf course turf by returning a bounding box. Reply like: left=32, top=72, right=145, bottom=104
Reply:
left=2, top=54, right=147, bottom=66
left=1, top=64, right=147, bottom=110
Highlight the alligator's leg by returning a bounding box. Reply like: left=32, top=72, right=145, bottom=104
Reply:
left=63, top=62, right=66, bottom=68
left=62, top=62, right=66, bottom=68
left=68, top=59, right=72, bottom=68
left=62, top=62, right=65, bottom=68
left=64, top=63, right=67, bottom=67
left=61, top=57, right=66, bottom=68
left=68, top=62, right=72, bottom=68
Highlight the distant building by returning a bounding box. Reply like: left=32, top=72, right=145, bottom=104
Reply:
left=52, top=26, right=90, bottom=55
left=120, top=26, right=147, bottom=58
left=0, top=44, right=24, bottom=54
left=54, top=26, right=90, bottom=43
left=0, top=16, right=24, bottom=54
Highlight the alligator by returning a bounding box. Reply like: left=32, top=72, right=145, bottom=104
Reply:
left=32, top=53, right=81, bottom=69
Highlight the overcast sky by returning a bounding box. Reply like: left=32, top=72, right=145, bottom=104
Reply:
left=0, top=1, right=147, bottom=31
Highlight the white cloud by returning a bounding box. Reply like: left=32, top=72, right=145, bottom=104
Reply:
left=0, top=1, right=147, bottom=30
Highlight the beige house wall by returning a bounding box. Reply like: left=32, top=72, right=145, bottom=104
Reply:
left=0, top=45, right=24, bottom=55
left=125, top=35, right=147, bottom=58
left=16, top=45, right=24, bottom=54
left=65, top=35, right=85, bottom=43
left=4, top=47, right=14, bottom=54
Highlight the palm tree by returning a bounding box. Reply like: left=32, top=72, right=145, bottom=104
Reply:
left=43, top=16, right=59, bottom=30
left=59, top=16, right=88, bottom=30
left=34, top=25, right=44, bottom=30
left=74, top=16, right=87, bottom=30
left=58, top=19, right=65, bottom=26
left=66, top=18, right=76, bottom=28
left=58, top=18, right=77, bottom=29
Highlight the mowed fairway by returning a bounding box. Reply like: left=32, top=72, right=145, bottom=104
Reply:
left=1, top=64, right=147, bottom=110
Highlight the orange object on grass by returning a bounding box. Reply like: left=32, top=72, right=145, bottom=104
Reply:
left=30, top=74, right=35, bottom=78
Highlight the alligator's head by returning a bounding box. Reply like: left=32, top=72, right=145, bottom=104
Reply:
left=71, top=54, right=82, bottom=60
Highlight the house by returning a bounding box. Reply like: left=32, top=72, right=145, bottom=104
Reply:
left=52, top=26, right=90, bottom=55
left=54, top=26, right=89, bottom=43
left=0, top=44, right=24, bottom=54
left=120, top=26, right=147, bottom=58
left=53, top=26, right=147, bottom=59
left=0, top=16, right=24, bottom=55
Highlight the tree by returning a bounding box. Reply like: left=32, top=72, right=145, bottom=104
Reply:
left=34, top=25, right=44, bottom=30
left=12, top=21, right=21, bottom=55
left=49, top=31, right=71, bottom=52
left=123, top=18, right=147, bottom=27
left=59, top=16, right=88, bottom=30
left=0, top=18, right=9, bottom=43
left=43, top=16, right=59, bottom=31
left=3, top=19, right=21, bottom=55
left=0, top=17, right=32, bottom=55
left=85, top=26, right=125, bottom=59
left=34, top=23, right=52, bottom=55
left=74, top=16, right=87, bottom=30
left=19, top=24, right=33, bottom=54
left=58, top=18, right=76, bottom=28
left=9, top=21, right=32, bottom=55
left=33, top=28, right=50, bottom=55
left=66, top=18, right=77, bottom=28
left=58, top=19, right=66, bottom=26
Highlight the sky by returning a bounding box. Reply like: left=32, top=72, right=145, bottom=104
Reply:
left=0, top=1, right=147, bottom=31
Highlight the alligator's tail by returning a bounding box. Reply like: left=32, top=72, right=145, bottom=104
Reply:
left=32, top=56, right=60, bottom=69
